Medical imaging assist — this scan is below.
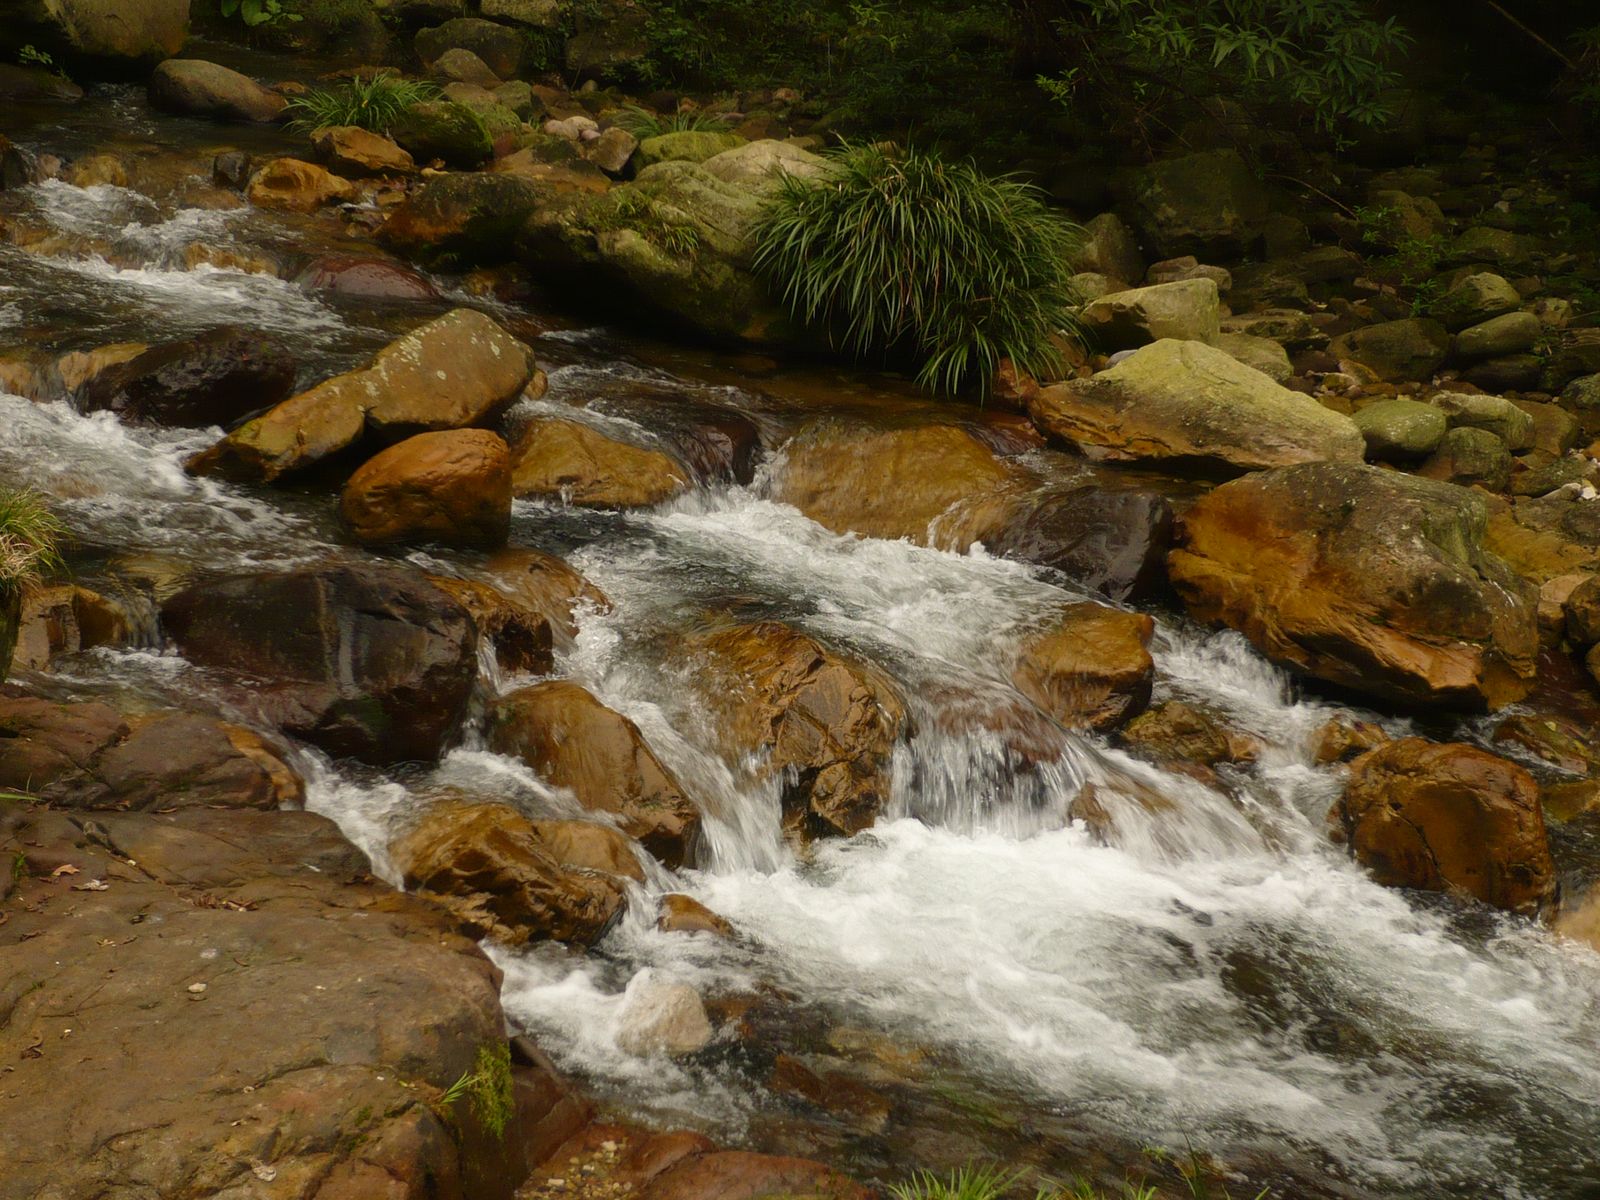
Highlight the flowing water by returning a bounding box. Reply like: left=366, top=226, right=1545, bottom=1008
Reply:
left=6, top=84, right=1600, bottom=1200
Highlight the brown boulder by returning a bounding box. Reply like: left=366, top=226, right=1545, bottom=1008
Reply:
left=74, top=326, right=296, bottom=428
left=984, top=481, right=1174, bottom=601
left=427, top=575, right=554, bottom=674
left=483, top=547, right=611, bottom=642
left=12, top=583, right=137, bottom=670
left=395, top=802, right=626, bottom=945
left=510, top=415, right=689, bottom=508
left=488, top=681, right=702, bottom=866
left=246, top=157, right=361, bottom=213
left=189, top=309, right=536, bottom=483
left=1335, top=739, right=1556, bottom=914
left=297, top=254, right=440, bottom=302
left=1169, top=462, right=1538, bottom=710
left=1118, top=700, right=1259, bottom=766
left=658, top=893, right=733, bottom=936
left=342, top=429, right=512, bottom=548
left=161, top=563, right=479, bottom=765
left=689, top=622, right=905, bottom=841
left=530, top=818, right=646, bottom=881
left=311, top=125, right=416, bottom=177
left=1012, top=602, right=1155, bottom=732
left=148, top=59, right=286, bottom=123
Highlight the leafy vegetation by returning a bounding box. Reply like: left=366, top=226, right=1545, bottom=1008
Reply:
left=16, top=44, right=54, bottom=69
left=285, top=74, right=440, bottom=134
left=889, top=1153, right=1268, bottom=1200
left=438, top=1042, right=514, bottom=1140
left=219, top=0, right=300, bottom=27
left=754, top=143, right=1082, bottom=397
left=0, top=488, right=64, bottom=597
left=1354, top=203, right=1447, bottom=314
left=614, top=104, right=734, bottom=139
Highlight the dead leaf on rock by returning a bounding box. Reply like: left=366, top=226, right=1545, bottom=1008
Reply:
left=49, top=864, right=79, bottom=878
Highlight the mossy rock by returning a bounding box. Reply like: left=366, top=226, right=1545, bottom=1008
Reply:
left=382, top=172, right=550, bottom=266
left=390, top=101, right=492, bottom=169
left=634, top=131, right=746, bottom=170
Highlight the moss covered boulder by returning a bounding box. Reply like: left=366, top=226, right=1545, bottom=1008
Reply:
left=635, top=130, right=746, bottom=170
left=381, top=172, right=548, bottom=266
left=1125, top=149, right=1270, bottom=259
left=390, top=100, right=492, bottom=168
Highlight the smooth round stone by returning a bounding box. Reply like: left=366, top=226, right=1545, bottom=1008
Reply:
left=1354, top=398, right=1447, bottom=460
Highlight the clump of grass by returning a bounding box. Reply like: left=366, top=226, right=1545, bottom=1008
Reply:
left=437, top=1041, right=514, bottom=1140
left=0, top=488, right=64, bottom=595
left=890, top=1165, right=1158, bottom=1200
left=613, top=103, right=734, bottom=138
left=285, top=73, right=440, bottom=134
left=754, top=142, right=1083, bottom=398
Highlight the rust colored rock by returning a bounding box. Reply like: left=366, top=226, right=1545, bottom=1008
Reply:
left=395, top=802, right=626, bottom=945
left=1169, top=461, right=1538, bottom=710
left=530, top=818, right=646, bottom=882
left=246, top=157, right=360, bottom=213
left=510, top=415, right=688, bottom=508
left=1336, top=738, right=1555, bottom=914
left=311, top=124, right=416, bottom=177
left=483, top=547, right=611, bottom=641
left=1012, top=602, right=1155, bottom=732
left=1313, top=717, right=1390, bottom=765
left=428, top=574, right=554, bottom=674
left=1118, top=699, right=1258, bottom=766
left=488, top=681, right=702, bottom=867
left=689, top=621, right=905, bottom=841
left=342, top=429, right=512, bottom=548
left=658, top=893, right=733, bottom=936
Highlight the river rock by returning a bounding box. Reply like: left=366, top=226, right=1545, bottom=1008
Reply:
left=12, top=583, right=135, bottom=669
left=382, top=171, right=548, bottom=267
left=510, top=415, right=689, bottom=508
left=773, top=421, right=1021, bottom=549
left=433, top=46, right=502, bottom=87
left=415, top=17, right=529, bottom=79
left=1329, top=318, right=1450, bottom=382
left=74, top=326, right=295, bottom=428
left=985, top=481, right=1173, bottom=601
left=1079, top=278, right=1220, bottom=351
left=1125, top=148, right=1269, bottom=258
left=395, top=802, right=627, bottom=944
left=1028, top=339, right=1364, bottom=475
left=1428, top=390, right=1535, bottom=450
left=482, top=547, right=611, bottom=641
left=481, top=0, right=562, bottom=25
left=658, top=893, right=734, bottom=936
left=1012, top=602, right=1154, bottom=732
left=427, top=574, right=553, bottom=674
left=245, top=156, right=360, bottom=213
left=391, top=100, right=494, bottom=168
left=189, top=308, right=536, bottom=482
left=1169, top=462, right=1537, bottom=709
left=342, top=429, right=512, bottom=548
left=530, top=818, right=645, bottom=881
left=1417, top=426, right=1512, bottom=492
left=1456, top=311, right=1539, bottom=360
left=489, top=681, right=702, bottom=866
left=689, top=621, right=905, bottom=841
left=311, top=124, right=416, bottom=177
left=1429, top=271, right=1521, bottom=331
left=297, top=253, right=440, bottom=301
left=1336, top=739, right=1555, bottom=914
left=565, top=0, right=649, bottom=76
left=148, top=60, right=286, bottom=123
left=1071, top=211, right=1144, bottom=283
left=16, top=0, right=186, bottom=65
left=615, top=974, right=714, bottom=1057
left=162, top=563, right=479, bottom=764
left=1353, top=398, right=1447, bottom=460
left=1118, top=700, right=1258, bottom=767
left=0, top=803, right=530, bottom=1199
left=636, top=130, right=746, bottom=169
left=519, top=159, right=790, bottom=344
left=699, top=138, right=828, bottom=193
left=1213, top=331, right=1293, bottom=383
left=0, top=694, right=302, bottom=810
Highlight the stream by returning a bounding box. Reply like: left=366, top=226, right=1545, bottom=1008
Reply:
left=5, top=79, right=1600, bottom=1200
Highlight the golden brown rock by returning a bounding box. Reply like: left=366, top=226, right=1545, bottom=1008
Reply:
left=658, top=893, right=733, bottom=937
left=529, top=818, right=646, bottom=882
left=509, top=416, right=688, bottom=508
left=426, top=574, right=554, bottom=674
left=245, top=157, right=360, bottom=213
left=1335, top=739, right=1555, bottom=914
left=483, top=547, right=611, bottom=641
left=488, top=681, right=702, bottom=866
left=311, top=125, right=416, bottom=177
left=1012, top=602, right=1155, bottom=732
left=341, top=429, right=512, bottom=547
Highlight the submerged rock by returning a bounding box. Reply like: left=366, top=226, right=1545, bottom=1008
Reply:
left=1336, top=739, right=1555, bottom=914
left=1028, top=339, right=1364, bottom=475
left=1012, top=602, right=1155, bottom=732
left=1169, top=462, right=1537, bottom=709
left=489, top=680, right=702, bottom=866
left=75, top=326, right=295, bottom=428
left=395, top=801, right=626, bottom=945
left=162, top=563, right=479, bottom=765
left=342, top=429, right=512, bottom=548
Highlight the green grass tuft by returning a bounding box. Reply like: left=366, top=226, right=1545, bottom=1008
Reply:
left=285, top=73, right=440, bottom=134
left=753, top=142, right=1082, bottom=398
left=613, top=103, right=734, bottom=138
left=439, top=1041, right=514, bottom=1141
left=0, top=488, right=64, bottom=594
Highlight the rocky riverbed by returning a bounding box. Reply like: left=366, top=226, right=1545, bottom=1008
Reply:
left=4, top=6, right=1600, bottom=1199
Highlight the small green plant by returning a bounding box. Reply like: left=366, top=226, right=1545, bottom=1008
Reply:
left=613, top=104, right=734, bottom=138
left=17, top=44, right=54, bottom=69
left=438, top=1042, right=513, bottom=1140
left=755, top=142, right=1082, bottom=397
left=219, top=0, right=301, bottom=26
left=284, top=74, right=439, bottom=134
left=889, top=1165, right=1159, bottom=1200
left=0, top=488, right=64, bottom=596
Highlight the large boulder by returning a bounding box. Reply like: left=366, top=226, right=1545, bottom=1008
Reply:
left=342, top=429, right=512, bottom=547
left=1329, top=318, right=1450, bottom=382
left=390, top=100, right=494, bottom=168
left=1169, top=462, right=1538, bottom=709
left=1428, top=391, right=1535, bottom=451
left=688, top=622, right=905, bottom=841
left=699, top=139, right=828, bottom=193
left=1336, top=739, right=1555, bottom=914
left=188, top=309, right=536, bottom=482
left=381, top=171, right=548, bottom=266
left=0, top=695, right=302, bottom=810
left=1012, top=602, right=1154, bottom=732
left=148, top=60, right=285, bottom=123
left=983, top=482, right=1173, bottom=601
left=510, top=415, right=689, bottom=508
left=1125, top=149, right=1270, bottom=259
left=11, top=0, right=186, bottom=66
left=1028, top=339, right=1364, bottom=475
left=245, top=156, right=360, bottom=213
left=488, top=681, right=702, bottom=866
left=635, top=130, right=745, bottom=169
left=415, top=17, right=529, bottom=79
left=1428, top=272, right=1521, bottom=331
left=519, top=159, right=791, bottom=344
left=161, top=564, right=479, bottom=764
left=1455, top=311, right=1539, bottom=360
left=565, top=0, right=648, bottom=76
left=394, top=802, right=626, bottom=945
left=1079, top=278, right=1220, bottom=351
left=74, top=326, right=295, bottom=427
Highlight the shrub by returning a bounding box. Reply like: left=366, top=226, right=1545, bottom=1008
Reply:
left=285, top=74, right=440, bottom=134
left=0, top=488, right=64, bottom=597
left=754, top=143, right=1082, bottom=397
